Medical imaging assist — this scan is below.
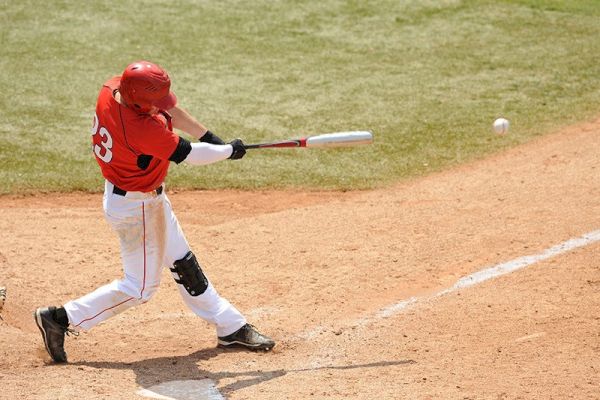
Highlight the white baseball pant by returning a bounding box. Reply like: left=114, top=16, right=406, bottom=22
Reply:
left=63, top=181, right=246, bottom=337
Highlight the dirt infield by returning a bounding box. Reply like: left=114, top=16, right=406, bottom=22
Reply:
left=0, top=120, right=599, bottom=399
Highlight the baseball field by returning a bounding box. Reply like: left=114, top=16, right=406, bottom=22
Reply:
left=1, top=1, right=599, bottom=399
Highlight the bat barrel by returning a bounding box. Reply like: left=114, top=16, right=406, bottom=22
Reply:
left=305, top=131, right=373, bottom=148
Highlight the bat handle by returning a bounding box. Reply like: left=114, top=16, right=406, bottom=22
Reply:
left=243, top=144, right=263, bottom=149
left=243, top=139, right=306, bottom=149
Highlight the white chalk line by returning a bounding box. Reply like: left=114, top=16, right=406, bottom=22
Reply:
left=370, top=229, right=600, bottom=324
left=308, top=229, right=600, bottom=335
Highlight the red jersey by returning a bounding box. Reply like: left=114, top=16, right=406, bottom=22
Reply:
left=91, top=76, right=179, bottom=192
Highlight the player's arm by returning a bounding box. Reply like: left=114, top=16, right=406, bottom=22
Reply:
left=137, top=118, right=245, bottom=165
left=169, top=106, right=225, bottom=145
left=169, top=137, right=246, bottom=165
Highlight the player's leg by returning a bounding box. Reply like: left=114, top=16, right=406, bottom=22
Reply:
left=162, top=195, right=274, bottom=349
left=161, top=195, right=245, bottom=335
left=63, top=193, right=166, bottom=330
left=36, top=192, right=168, bottom=362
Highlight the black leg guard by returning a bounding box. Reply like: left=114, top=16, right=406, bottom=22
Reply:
left=171, top=251, right=208, bottom=296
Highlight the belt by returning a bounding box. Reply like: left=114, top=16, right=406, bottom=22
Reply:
left=113, top=185, right=163, bottom=196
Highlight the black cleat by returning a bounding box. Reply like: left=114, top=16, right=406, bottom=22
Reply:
left=218, top=324, right=275, bottom=351
left=34, top=306, right=69, bottom=363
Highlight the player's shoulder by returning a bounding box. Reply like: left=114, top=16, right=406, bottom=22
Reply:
left=96, top=76, right=121, bottom=107
left=103, top=75, right=122, bottom=92
left=126, top=113, right=170, bottom=138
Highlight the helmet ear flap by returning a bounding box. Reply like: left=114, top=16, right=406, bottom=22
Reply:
left=128, top=88, right=140, bottom=109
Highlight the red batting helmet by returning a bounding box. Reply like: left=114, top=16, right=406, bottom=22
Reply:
left=119, top=61, right=177, bottom=113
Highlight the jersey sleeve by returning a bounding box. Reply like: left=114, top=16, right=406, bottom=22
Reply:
left=133, top=117, right=180, bottom=160
left=169, top=136, right=192, bottom=164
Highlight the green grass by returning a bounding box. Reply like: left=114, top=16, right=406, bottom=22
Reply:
left=1, top=0, right=600, bottom=193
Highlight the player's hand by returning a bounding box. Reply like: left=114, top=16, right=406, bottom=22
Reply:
left=228, top=139, right=246, bottom=160
left=199, top=130, right=225, bottom=145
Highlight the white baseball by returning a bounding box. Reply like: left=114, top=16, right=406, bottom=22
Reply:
left=493, top=118, right=509, bottom=135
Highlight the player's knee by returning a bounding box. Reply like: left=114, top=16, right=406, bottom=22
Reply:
left=170, top=251, right=208, bottom=296
left=117, top=277, right=159, bottom=302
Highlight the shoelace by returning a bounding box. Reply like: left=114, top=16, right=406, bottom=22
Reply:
left=245, top=324, right=268, bottom=339
left=244, top=324, right=259, bottom=335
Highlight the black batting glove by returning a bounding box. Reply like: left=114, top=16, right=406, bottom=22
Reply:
left=199, top=130, right=225, bottom=145
left=228, top=138, right=246, bottom=160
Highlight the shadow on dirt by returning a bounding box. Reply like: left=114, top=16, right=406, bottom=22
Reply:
left=72, top=347, right=416, bottom=397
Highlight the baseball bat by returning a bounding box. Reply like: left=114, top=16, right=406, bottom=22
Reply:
left=243, top=131, right=373, bottom=149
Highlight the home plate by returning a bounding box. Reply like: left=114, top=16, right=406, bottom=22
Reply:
left=137, top=379, right=225, bottom=400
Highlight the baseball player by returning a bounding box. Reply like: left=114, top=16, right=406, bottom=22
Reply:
left=33, top=61, right=275, bottom=363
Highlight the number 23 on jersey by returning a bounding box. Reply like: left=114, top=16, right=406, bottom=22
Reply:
left=91, top=113, right=113, bottom=163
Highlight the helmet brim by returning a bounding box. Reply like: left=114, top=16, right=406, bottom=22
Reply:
left=155, top=91, right=177, bottom=111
